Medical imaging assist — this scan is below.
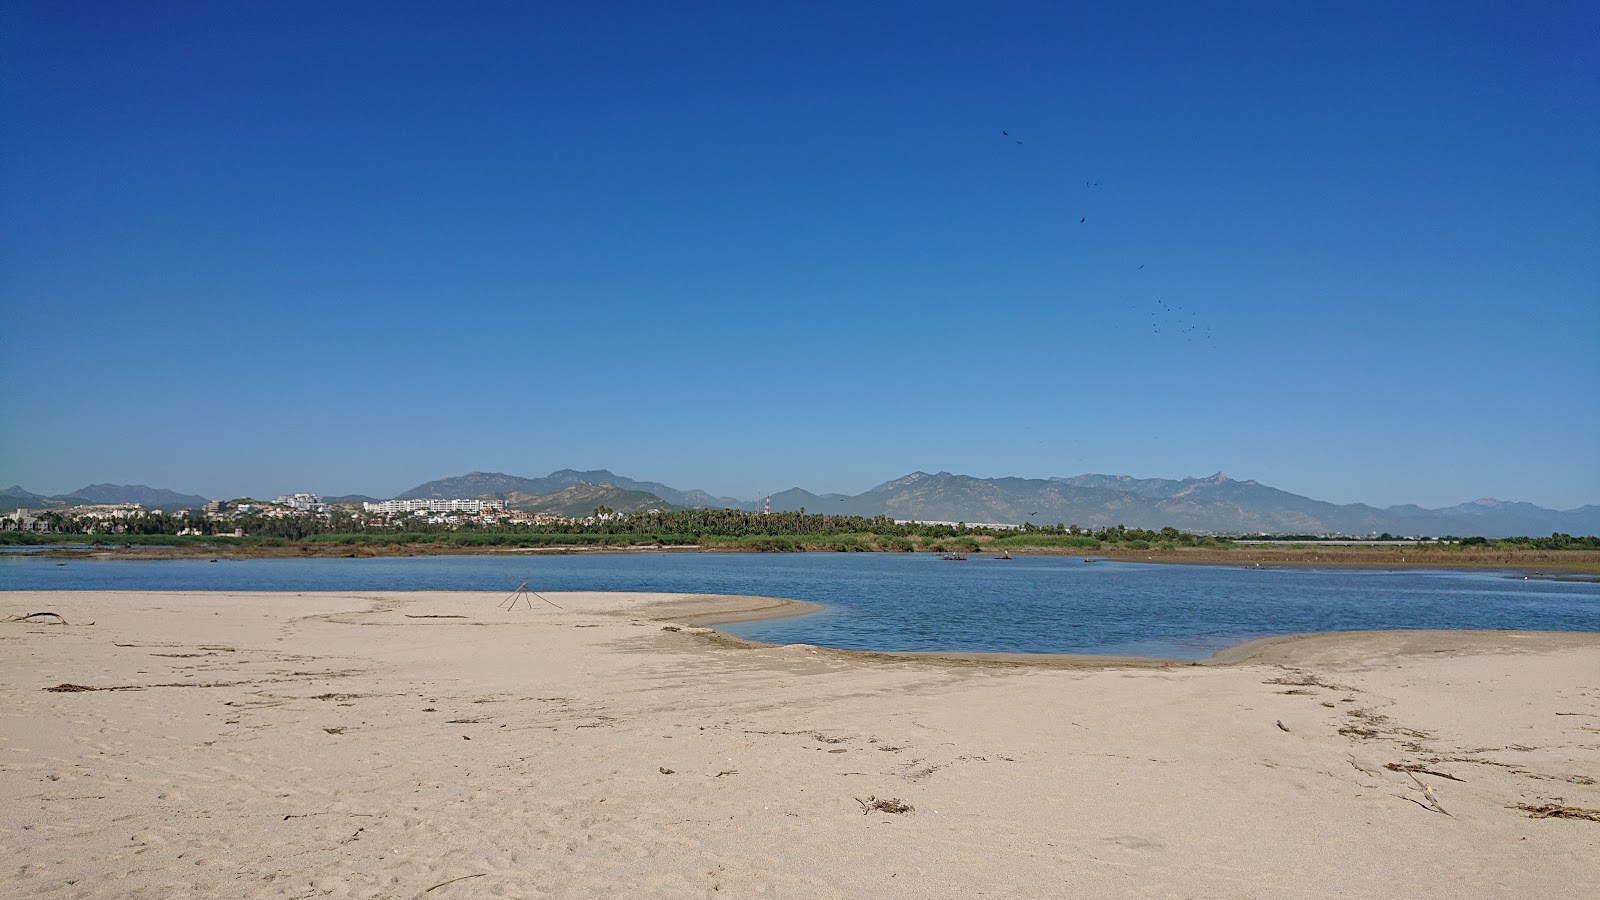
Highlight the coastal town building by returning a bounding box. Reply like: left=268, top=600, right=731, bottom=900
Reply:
left=273, top=493, right=329, bottom=513
left=363, top=498, right=509, bottom=515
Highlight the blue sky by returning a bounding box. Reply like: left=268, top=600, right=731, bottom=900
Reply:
left=3, top=1, right=1596, bottom=508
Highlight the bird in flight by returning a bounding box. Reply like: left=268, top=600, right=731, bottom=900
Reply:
left=1080, top=217, right=1086, bottom=223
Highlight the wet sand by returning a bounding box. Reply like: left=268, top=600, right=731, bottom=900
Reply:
left=3, top=591, right=1597, bottom=898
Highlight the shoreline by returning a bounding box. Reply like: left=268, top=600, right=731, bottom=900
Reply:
left=652, top=593, right=1600, bottom=669
left=12, top=587, right=1596, bottom=670
left=12, top=540, right=1600, bottom=576
left=5, top=589, right=1597, bottom=897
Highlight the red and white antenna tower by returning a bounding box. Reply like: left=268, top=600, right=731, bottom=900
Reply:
left=764, top=494, right=771, bottom=515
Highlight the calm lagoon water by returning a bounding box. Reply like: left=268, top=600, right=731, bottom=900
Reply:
left=3, top=552, right=1596, bottom=660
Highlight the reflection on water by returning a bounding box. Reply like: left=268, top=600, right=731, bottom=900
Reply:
left=2, top=552, right=1596, bottom=660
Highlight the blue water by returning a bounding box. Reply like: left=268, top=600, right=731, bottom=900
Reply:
left=3, top=552, right=1596, bottom=660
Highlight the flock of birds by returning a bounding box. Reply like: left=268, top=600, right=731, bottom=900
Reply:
left=1002, top=129, right=1216, bottom=347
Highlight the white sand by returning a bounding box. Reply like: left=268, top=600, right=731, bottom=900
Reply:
left=2, top=590, right=1597, bottom=899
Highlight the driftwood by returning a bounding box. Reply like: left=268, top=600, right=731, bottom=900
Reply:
left=1518, top=803, right=1600, bottom=822
left=425, top=873, right=486, bottom=892
left=404, top=614, right=467, bottom=619
left=1385, top=762, right=1464, bottom=782
left=1406, top=771, right=1452, bottom=816
left=857, top=796, right=913, bottom=815
left=7, top=612, right=93, bottom=625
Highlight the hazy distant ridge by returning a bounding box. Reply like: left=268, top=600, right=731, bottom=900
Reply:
left=6, top=471, right=1593, bottom=537
left=0, top=483, right=208, bottom=512
left=390, top=469, right=1598, bottom=537
left=397, top=470, right=742, bottom=509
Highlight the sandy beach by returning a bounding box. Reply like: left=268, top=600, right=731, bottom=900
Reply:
left=3, top=591, right=1597, bottom=899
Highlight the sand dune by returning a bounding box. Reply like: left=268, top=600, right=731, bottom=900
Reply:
left=2, top=590, right=1596, bottom=898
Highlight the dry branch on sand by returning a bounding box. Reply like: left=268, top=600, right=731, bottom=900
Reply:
left=425, top=873, right=486, bottom=892
left=7, top=611, right=93, bottom=625
left=1385, top=762, right=1464, bottom=782
left=1517, top=804, right=1600, bottom=822
left=857, top=796, right=913, bottom=815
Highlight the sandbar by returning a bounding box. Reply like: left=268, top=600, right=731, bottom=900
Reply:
left=3, top=590, right=1596, bottom=898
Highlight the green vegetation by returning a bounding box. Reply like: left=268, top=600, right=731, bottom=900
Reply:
left=5, top=506, right=1596, bottom=559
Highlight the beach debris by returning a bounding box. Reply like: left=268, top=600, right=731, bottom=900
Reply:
left=405, top=614, right=467, bottom=619
left=1404, top=771, right=1452, bottom=816
left=7, top=611, right=92, bottom=625
left=426, top=873, right=487, bottom=892
left=501, top=577, right=562, bottom=611
left=44, top=683, right=101, bottom=692
left=857, top=796, right=913, bottom=815
left=712, top=769, right=738, bottom=778
left=1516, top=803, right=1600, bottom=822
left=659, top=767, right=675, bottom=775
left=323, top=727, right=344, bottom=734
left=341, top=826, right=364, bottom=844
left=661, top=626, right=681, bottom=632
left=1384, top=762, right=1463, bottom=782
left=1265, top=672, right=1352, bottom=691
left=1275, top=720, right=1290, bottom=732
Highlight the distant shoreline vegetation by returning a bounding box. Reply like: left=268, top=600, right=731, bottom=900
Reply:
left=3, top=509, right=1597, bottom=571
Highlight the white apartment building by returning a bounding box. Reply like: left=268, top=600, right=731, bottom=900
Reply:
left=363, top=498, right=508, bottom=515
left=274, top=493, right=328, bottom=513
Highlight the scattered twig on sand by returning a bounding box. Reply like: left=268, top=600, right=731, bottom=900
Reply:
left=659, top=767, right=675, bottom=775
left=44, top=683, right=101, bottom=693
left=404, top=614, right=467, bottom=619
left=426, top=873, right=487, bottom=892
left=857, top=796, right=913, bottom=815
left=661, top=626, right=681, bottom=632
left=1385, top=762, right=1464, bottom=782
left=1276, top=720, right=1291, bottom=732
left=7, top=612, right=92, bottom=625
left=341, top=827, right=364, bottom=844
left=1406, top=771, right=1452, bottom=816
left=711, top=769, right=738, bottom=778
left=1265, top=672, right=1352, bottom=691
left=1517, top=803, right=1600, bottom=822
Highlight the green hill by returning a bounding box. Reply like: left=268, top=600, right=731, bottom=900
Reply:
left=505, top=483, right=678, bottom=519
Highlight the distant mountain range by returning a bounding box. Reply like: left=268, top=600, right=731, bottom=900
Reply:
left=5, top=470, right=1597, bottom=537
left=397, top=469, right=743, bottom=509
left=1, top=484, right=208, bottom=513
left=393, top=469, right=1599, bottom=537
left=504, top=483, right=679, bottom=518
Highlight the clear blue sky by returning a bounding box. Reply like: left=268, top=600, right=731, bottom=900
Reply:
left=3, top=1, right=1596, bottom=508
